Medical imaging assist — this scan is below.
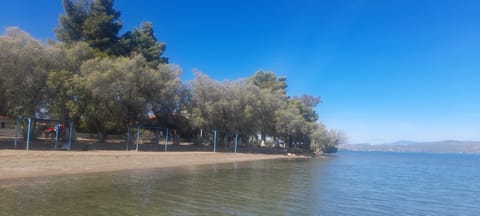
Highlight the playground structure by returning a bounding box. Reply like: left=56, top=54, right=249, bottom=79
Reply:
left=204, top=129, right=240, bottom=153
left=126, top=125, right=170, bottom=151
left=7, top=112, right=241, bottom=153
left=125, top=126, right=240, bottom=153
left=14, top=117, right=74, bottom=150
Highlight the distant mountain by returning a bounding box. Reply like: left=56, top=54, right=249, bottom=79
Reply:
left=339, top=140, right=480, bottom=154
left=383, top=140, right=417, bottom=146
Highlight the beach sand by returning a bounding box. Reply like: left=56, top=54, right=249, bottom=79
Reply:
left=0, top=150, right=286, bottom=181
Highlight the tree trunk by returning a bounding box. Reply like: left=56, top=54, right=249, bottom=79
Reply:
left=95, top=119, right=108, bottom=143
left=152, top=129, right=160, bottom=144
left=173, top=130, right=180, bottom=145
left=223, top=135, right=228, bottom=151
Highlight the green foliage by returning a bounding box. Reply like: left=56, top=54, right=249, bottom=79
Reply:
left=46, top=42, right=94, bottom=119
left=73, top=54, right=180, bottom=141
left=122, top=22, right=168, bottom=64
left=245, top=71, right=289, bottom=142
left=55, top=0, right=88, bottom=43
left=56, top=0, right=122, bottom=53
left=249, top=70, right=288, bottom=95
left=298, top=94, right=321, bottom=108
left=308, top=125, right=345, bottom=153
left=190, top=72, right=262, bottom=146
left=289, top=97, right=319, bottom=123
left=82, top=0, right=122, bottom=52
left=1, top=2, right=342, bottom=151
left=321, top=129, right=345, bottom=153
left=189, top=70, right=334, bottom=150
left=0, top=27, right=52, bottom=117
left=56, top=0, right=169, bottom=61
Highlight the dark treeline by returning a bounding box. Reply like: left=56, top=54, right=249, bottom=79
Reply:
left=0, top=0, right=342, bottom=153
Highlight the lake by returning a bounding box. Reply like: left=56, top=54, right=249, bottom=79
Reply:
left=1, top=151, right=479, bottom=215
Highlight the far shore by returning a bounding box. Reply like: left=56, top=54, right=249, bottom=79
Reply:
left=0, top=150, right=289, bottom=181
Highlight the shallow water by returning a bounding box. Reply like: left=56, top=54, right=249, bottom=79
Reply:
left=1, top=151, right=479, bottom=215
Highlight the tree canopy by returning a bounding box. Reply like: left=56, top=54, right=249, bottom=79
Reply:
left=56, top=0, right=122, bottom=53
left=0, top=27, right=52, bottom=117
left=0, top=0, right=343, bottom=153
left=55, top=0, right=168, bottom=62
left=122, top=22, right=168, bottom=64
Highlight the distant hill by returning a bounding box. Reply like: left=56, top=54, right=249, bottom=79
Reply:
left=383, top=140, right=418, bottom=146
left=339, top=140, right=480, bottom=154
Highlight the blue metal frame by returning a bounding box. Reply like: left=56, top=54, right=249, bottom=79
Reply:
left=207, top=129, right=239, bottom=153
left=235, top=132, right=239, bottom=153
left=14, top=117, right=74, bottom=151
left=127, top=125, right=170, bottom=152
left=212, top=130, right=217, bottom=152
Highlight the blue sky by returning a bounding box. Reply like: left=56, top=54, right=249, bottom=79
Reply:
left=1, top=0, right=479, bottom=144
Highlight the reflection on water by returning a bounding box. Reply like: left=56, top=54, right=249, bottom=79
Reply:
left=0, top=158, right=321, bottom=216
left=1, top=152, right=480, bottom=215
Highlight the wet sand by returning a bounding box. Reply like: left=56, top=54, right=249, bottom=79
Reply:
left=0, top=150, right=287, bottom=181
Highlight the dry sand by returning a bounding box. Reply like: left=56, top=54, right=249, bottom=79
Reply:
left=0, top=150, right=287, bottom=181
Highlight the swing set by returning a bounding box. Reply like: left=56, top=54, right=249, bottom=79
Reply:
left=126, top=125, right=170, bottom=152
left=13, top=117, right=74, bottom=150
left=201, top=129, right=240, bottom=153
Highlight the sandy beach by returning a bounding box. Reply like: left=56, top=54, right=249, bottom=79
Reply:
left=0, top=150, right=287, bottom=181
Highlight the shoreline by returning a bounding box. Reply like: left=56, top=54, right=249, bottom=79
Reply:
left=0, top=150, right=289, bottom=181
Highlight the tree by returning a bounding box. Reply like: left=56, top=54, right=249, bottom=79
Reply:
left=310, top=123, right=327, bottom=152
left=1, top=2, right=342, bottom=151
left=190, top=72, right=262, bottom=147
left=82, top=0, right=122, bottom=52
left=275, top=102, right=302, bottom=147
left=247, top=71, right=288, bottom=142
left=190, top=71, right=213, bottom=129
left=0, top=27, right=52, bottom=117
left=321, top=129, right=345, bottom=153
left=55, top=0, right=88, bottom=43
left=253, top=87, right=286, bottom=142
left=56, top=0, right=122, bottom=53
left=122, top=22, right=168, bottom=64
left=289, top=96, right=319, bottom=123
left=46, top=42, right=94, bottom=120
left=74, top=54, right=180, bottom=141
left=275, top=100, right=319, bottom=149
left=298, top=94, right=321, bottom=108
left=0, top=78, right=7, bottom=116
left=249, top=70, right=288, bottom=95
left=225, top=80, right=259, bottom=143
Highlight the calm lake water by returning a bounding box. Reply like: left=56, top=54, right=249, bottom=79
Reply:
left=1, top=151, right=479, bottom=215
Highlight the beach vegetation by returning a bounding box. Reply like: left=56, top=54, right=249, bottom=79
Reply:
left=0, top=0, right=343, bottom=153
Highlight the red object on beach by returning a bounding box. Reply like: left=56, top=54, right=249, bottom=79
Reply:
left=44, top=124, right=65, bottom=137
left=44, top=127, right=56, bottom=133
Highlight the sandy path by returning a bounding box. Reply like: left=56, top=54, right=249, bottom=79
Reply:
left=0, top=150, right=286, bottom=180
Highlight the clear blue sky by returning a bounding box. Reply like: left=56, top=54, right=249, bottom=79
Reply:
left=1, top=0, right=479, bottom=144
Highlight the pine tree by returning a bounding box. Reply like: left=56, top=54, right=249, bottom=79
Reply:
left=82, top=0, right=122, bottom=51
left=123, top=22, right=168, bottom=64
left=55, top=0, right=122, bottom=53
left=55, top=0, right=88, bottom=43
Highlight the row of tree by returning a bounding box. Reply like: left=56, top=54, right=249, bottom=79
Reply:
left=0, top=0, right=342, bottom=153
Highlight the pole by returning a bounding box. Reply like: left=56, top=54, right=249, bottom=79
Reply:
left=55, top=123, right=59, bottom=150
left=126, top=126, right=131, bottom=151
left=68, top=120, right=73, bottom=150
left=26, top=118, right=31, bottom=151
left=135, top=126, right=140, bottom=151
left=164, top=128, right=168, bottom=152
left=235, top=132, right=238, bottom=153
left=14, top=118, right=19, bottom=149
left=213, top=130, right=217, bottom=152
